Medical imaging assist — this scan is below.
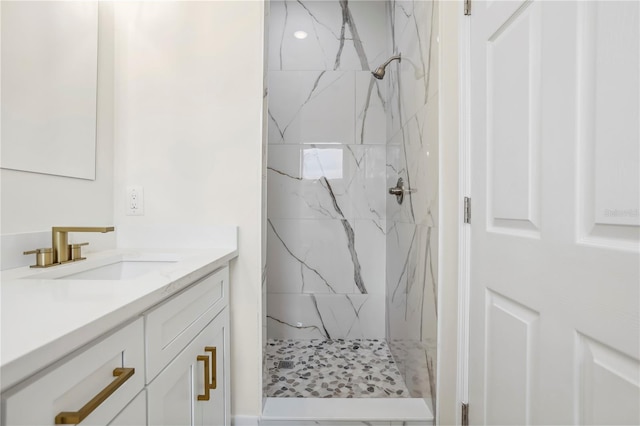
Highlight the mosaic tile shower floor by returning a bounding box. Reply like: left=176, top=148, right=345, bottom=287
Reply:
left=264, top=339, right=410, bottom=398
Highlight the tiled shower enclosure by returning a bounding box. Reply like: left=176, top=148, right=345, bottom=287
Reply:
left=265, top=0, right=438, bottom=413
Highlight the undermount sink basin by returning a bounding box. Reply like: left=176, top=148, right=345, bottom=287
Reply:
left=60, top=260, right=177, bottom=280
left=20, top=252, right=182, bottom=281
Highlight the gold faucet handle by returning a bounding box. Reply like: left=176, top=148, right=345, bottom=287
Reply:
left=69, top=242, right=89, bottom=261
left=53, top=226, right=115, bottom=233
left=23, top=248, right=55, bottom=268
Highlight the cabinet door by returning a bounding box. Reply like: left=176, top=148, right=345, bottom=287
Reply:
left=195, top=311, right=229, bottom=426
left=146, top=345, right=201, bottom=426
left=147, top=310, right=229, bottom=426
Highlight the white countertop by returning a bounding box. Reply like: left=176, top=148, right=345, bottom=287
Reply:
left=0, top=246, right=237, bottom=392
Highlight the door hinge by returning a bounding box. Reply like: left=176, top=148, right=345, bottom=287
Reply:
left=464, top=197, right=471, bottom=224
left=464, top=0, right=471, bottom=16
left=461, top=402, right=469, bottom=426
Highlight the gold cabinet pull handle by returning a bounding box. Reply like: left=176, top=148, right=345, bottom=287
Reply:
left=205, top=346, right=217, bottom=390
left=196, top=355, right=210, bottom=401
left=55, top=367, right=135, bottom=424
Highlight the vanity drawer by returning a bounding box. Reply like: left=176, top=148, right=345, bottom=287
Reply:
left=145, top=266, right=228, bottom=382
left=3, top=318, right=144, bottom=426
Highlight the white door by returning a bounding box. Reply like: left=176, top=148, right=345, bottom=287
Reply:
left=468, top=1, right=640, bottom=424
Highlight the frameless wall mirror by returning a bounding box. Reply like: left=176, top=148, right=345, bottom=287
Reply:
left=1, top=1, right=99, bottom=180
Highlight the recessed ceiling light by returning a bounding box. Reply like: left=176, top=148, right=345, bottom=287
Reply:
left=293, top=30, right=308, bottom=40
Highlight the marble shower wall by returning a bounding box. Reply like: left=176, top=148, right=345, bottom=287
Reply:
left=385, top=0, right=439, bottom=414
left=267, top=0, right=389, bottom=340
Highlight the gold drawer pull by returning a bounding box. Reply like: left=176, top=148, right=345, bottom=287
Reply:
left=55, top=367, right=135, bottom=424
left=205, top=346, right=217, bottom=390
left=197, top=355, right=210, bottom=401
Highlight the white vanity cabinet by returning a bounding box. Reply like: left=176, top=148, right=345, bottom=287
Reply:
left=145, top=266, right=230, bottom=426
left=1, top=265, right=231, bottom=426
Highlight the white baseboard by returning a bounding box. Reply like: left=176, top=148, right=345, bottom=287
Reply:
left=244, top=398, right=433, bottom=425
left=232, top=415, right=260, bottom=426
left=262, top=398, right=433, bottom=423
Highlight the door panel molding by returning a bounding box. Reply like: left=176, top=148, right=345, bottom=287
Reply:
left=575, top=1, right=640, bottom=252
left=575, top=333, right=640, bottom=425
left=485, top=0, right=541, bottom=239
left=484, top=290, right=539, bottom=426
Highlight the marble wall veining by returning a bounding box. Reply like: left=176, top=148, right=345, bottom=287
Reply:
left=266, top=0, right=439, bottom=411
left=267, top=0, right=389, bottom=340
left=384, top=0, right=439, bottom=414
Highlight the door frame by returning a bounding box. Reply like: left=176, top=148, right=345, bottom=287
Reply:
left=456, top=1, right=472, bottom=424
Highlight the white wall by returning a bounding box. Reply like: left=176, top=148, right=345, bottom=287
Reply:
left=436, top=2, right=460, bottom=425
left=0, top=3, right=114, bottom=235
left=112, top=1, right=266, bottom=417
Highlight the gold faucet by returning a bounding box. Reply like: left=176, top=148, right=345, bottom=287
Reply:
left=24, top=226, right=115, bottom=268
left=52, top=226, right=115, bottom=264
